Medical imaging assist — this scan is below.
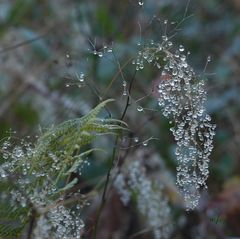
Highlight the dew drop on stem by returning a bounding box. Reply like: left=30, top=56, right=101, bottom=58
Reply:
left=137, top=105, right=143, bottom=112
left=142, top=140, right=148, bottom=146
left=134, top=137, right=139, bottom=143
left=179, top=45, right=185, bottom=52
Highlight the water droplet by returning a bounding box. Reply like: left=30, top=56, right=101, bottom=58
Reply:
left=179, top=45, right=185, bottom=52
left=179, top=53, right=186, bottom=61
left=123, top=90, right=127, bottom=96
left=138, top=0, right=144, bottom=6
left=142, top=140, right=148, bottom=146
left=3, top=153, right=8, bottom=159
left=134, top=137, right=139, bottom=143
left=98, top=52, right=103, bottom=57
left=137, top=105, right=143, bottom=112
left=1, top=171, right=7, bottom=178
left=168, top=41, right=173, bottom=47
left=66, top=84, right=70, bottom=87
left=78, top=73, right=85, bottom=82
left=162, top=35, right=168, bottom=41
left=175, top=50, right=180, bottom=58
left=207, top=55, right=211, bottom=62
left=172, top=68, right=178, bottom=76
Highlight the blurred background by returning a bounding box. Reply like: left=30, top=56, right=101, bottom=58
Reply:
left=0, top=0, right=239, bottom=238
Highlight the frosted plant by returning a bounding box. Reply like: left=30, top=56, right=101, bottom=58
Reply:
left=114, top=160, right=172, bottom=239
left=133, top=37, right=216, bottom=210
left=0, top=137, right=86, bottom=238
left=114, top=172, right=131, bottom=206
left=33, top=205, right=84, bottom=239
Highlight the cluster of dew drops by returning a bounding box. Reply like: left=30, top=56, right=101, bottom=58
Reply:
left=114, top=160, right=172, bottom=239
left=130, top=31, right=216, bottom=209
left=65, top=44, right=113, bottom=89
left=0, top=135, right=89, bottom=238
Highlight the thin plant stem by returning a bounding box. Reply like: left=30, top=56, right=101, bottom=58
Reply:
left=92, top=70, right=137, bottom=239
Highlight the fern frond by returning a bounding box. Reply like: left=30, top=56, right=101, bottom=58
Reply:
left=0, top=99, right=128, bottom=238
left=34, top=99, right=116, bottom=158
left=0, top=203, right=28, bottom=238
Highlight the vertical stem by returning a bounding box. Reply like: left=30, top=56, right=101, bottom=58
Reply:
left=92, top=70, right=136, bottom=239
left=26, top=207, right=37, bottom=239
